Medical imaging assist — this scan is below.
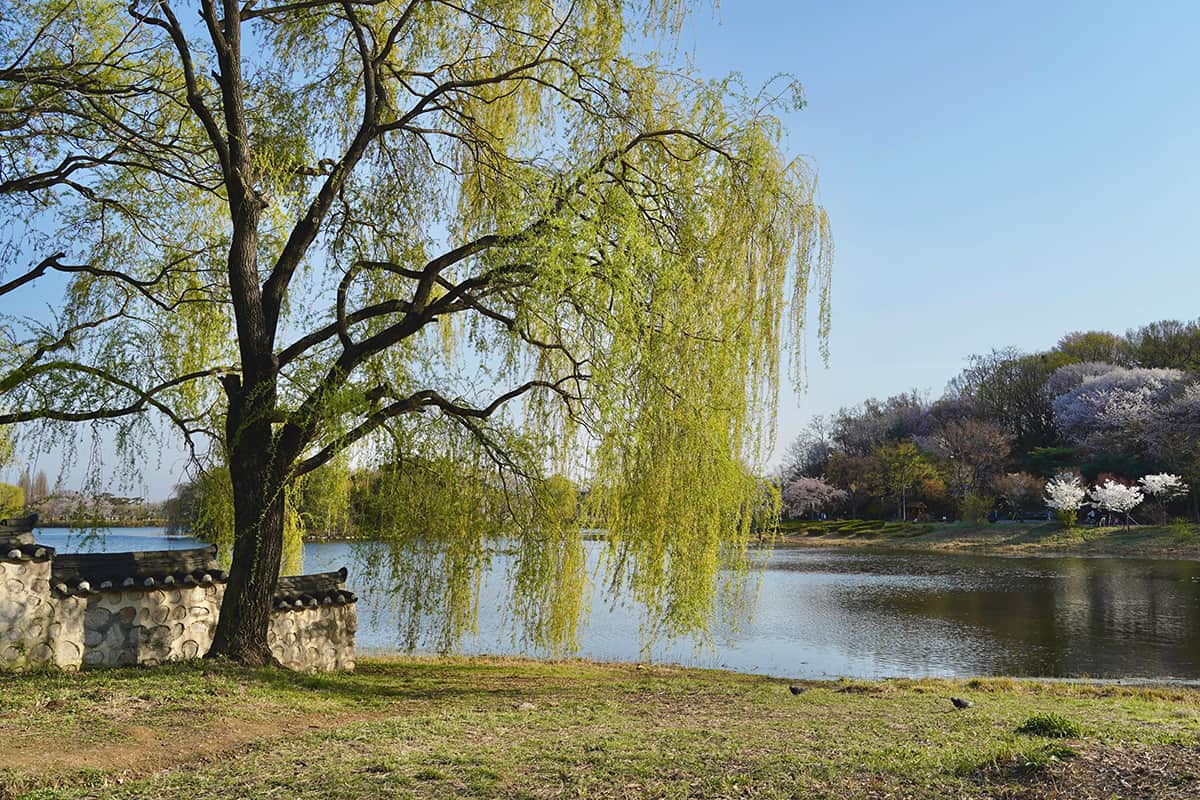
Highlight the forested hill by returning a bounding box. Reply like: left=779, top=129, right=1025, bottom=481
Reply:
left=784, top=320, right=1200, bottom=522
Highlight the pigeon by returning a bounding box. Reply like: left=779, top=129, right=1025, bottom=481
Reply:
left=950, top=697, right=973, bottom=710
left=788, top=685, right=807, bottom=696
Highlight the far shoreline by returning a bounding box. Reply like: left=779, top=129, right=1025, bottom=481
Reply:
left=775, top=519, right=1200, bottom=562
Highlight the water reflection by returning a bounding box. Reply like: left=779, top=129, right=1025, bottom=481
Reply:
left=35, top=528, right=1200, bottom=679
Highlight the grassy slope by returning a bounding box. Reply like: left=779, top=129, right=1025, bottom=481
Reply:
left=777, top=519, right=1200, bottom=559
left=1, top=658, right=1197, bottom=799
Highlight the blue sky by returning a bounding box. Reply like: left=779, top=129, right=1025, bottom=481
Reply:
left=5, top=1, right=1200, bottom=498
left=681, top=1, right=1200, bottom=451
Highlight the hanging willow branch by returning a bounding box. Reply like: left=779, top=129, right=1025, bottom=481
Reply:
left=0, top=0, right=831, bottom=659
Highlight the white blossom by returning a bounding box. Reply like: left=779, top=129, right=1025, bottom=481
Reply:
left=1088, top=480, right=1143, bottom=515
left=1137, top=473, right=1188, bottom=499
left=1044, top=473, right=1086, bottom=511
left=1051, top=366, right=1189, bottom=450
left=782, top=476, right=848, bottom=517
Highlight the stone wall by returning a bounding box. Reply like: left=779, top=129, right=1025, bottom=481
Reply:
left=78, top=583, right=224, bottom=668
left=269, top=604, right=357, bottom=672
left=0, top=554, right=58, bottom=668
left=1, top=540, right=356, bottom=673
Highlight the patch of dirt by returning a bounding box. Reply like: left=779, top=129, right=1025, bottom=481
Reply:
left=982, top=742, right=1200, bottom=799
left=0, top=707, right=391, bottom=794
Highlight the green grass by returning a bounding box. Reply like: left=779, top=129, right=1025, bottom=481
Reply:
left=1016, top=713, right=1083, bottom=738
left=776, top=519, right=1200, bottom=559
left=777, top=519, right=934, bottom=538
left=0, top=658, right=1197, bottom=799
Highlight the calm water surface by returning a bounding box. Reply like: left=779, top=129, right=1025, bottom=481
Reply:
left=35, top=527, right=1200, bottom=680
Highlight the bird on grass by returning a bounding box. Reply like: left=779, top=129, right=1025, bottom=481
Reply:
left=951, top=697, right=974, bottom=710
left=789, top=685, right=807, bottom=696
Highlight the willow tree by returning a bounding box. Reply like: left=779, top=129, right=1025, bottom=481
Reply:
left=0, top=0, right=831, bottom=664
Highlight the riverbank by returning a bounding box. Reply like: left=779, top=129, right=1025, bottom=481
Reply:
left=33, top=520, right=169, bottom=529
left=1, top=657, right=1196, bottom=800
left=777, top=519, right=1200, bottom=560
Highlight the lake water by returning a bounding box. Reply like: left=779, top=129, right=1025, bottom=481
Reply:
left=34, top=527, right=1200, bottom=680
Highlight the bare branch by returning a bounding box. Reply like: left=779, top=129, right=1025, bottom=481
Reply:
left=292, top=376, right=583, bottom=477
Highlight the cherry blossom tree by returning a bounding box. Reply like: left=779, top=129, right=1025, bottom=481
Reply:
left=1044, top=472, right=1086, bottom=527
left=1051, top=366, right=1189, bottom=456
left=1137, top=473, right=1188, bottom=525
left=1043, top=362, right=1119, bottom=401
left=1088, top=480, right=1143, bottom=528
left=781, top=476, right=847, bottom=519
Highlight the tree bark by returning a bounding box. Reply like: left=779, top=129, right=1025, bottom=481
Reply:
left=208, top=376, right=285, bottom=666
left=204, top=50, right=287, bottom=661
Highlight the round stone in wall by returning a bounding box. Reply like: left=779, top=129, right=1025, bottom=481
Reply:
left=85, top=606, right=112, bottom=630
left=104, top=624, right=126, bottom=649
left=147, top=625, right=172, bottom=646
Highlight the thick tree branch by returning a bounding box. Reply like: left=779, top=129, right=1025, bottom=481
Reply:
left=292, top=376, right=583, bottom=477
left=260, top=0, right=384, bottom=343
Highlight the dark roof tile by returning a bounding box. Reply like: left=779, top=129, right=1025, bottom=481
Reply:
left=51, top=545, right=222, bottom=595
left=2, top=543, right=55, bottom=562
left=273, top=568, right=355, bottom=611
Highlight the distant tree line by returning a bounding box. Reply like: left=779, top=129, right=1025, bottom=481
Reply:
left=782, top=319, right=1200, bottom=522
left=167, top=458, right=582, bottom=546
left=0, top=484, right=167, bottom=526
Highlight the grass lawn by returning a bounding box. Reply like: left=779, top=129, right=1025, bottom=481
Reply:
left=777, top=518, right=1200, bottom=559
left=1, top=657, right=1197, bottom=799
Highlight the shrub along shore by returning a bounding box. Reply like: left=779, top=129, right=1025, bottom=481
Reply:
left=776, top=519, right=1200, bottom=560
left=0, top=657, right=1197, bottom=800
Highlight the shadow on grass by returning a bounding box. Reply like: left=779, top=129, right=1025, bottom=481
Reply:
left=12, top=657, right=627, bottom=713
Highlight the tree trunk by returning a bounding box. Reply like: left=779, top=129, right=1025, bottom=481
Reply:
left=207, top=186, right=285, bottom=665
left=208, top=386, right=285, bottom=666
